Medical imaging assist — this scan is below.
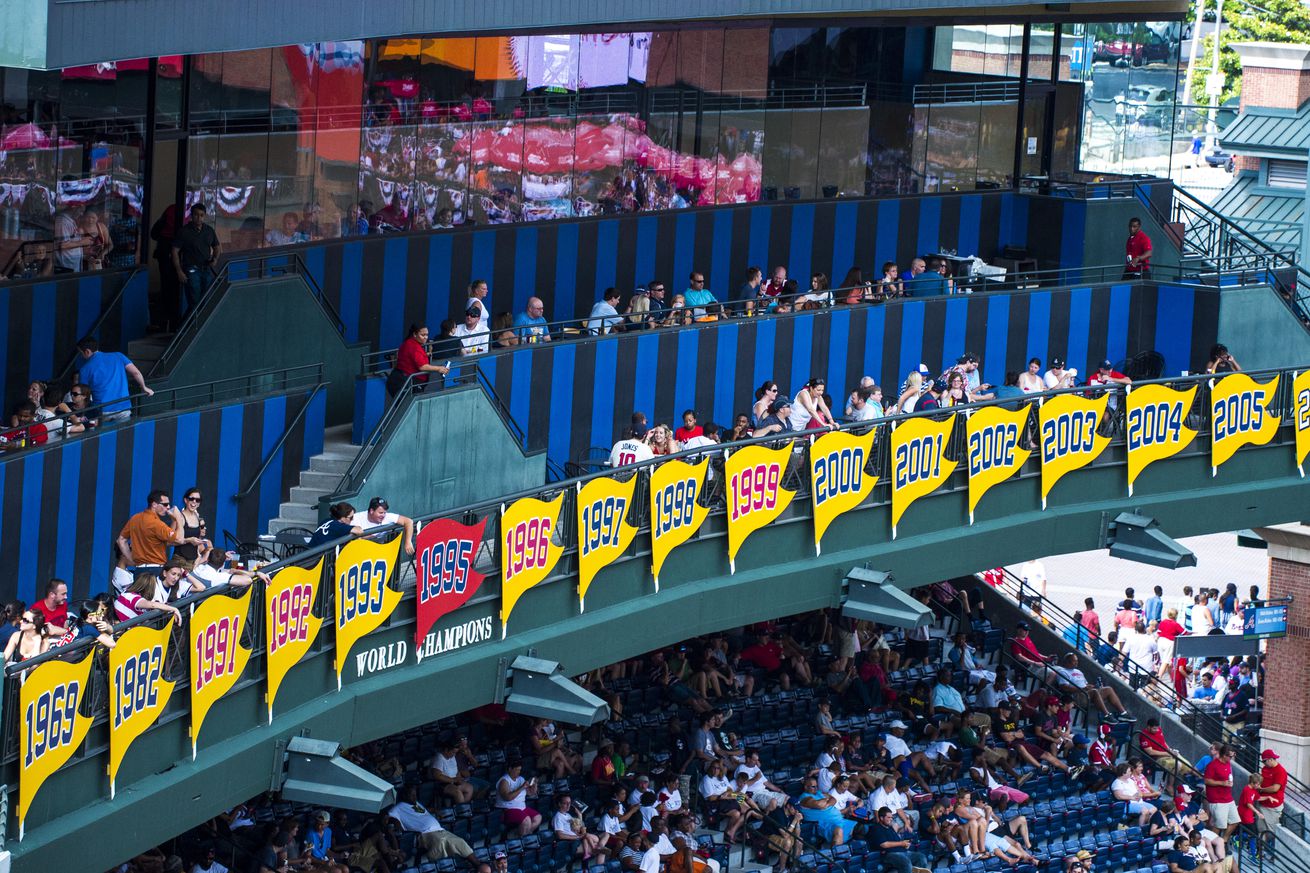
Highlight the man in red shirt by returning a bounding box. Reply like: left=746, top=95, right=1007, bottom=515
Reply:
left=1139, top=717, right=1191, bottom=776
left=1256, top=749, right=1287, bottom=834
left=30, top=578, right=69, bottom=634
left=1203, top=744, right=1239, bottom=838
left=1124, top=217, right=1153, bottom=279
left=1079, top=597, right=1101, bottom=643
left=1087, top=360, right=1132, bottom=389
left=1009, top=621, right=1052, bottom=670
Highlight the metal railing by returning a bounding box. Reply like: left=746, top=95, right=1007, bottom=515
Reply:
left=148, top=251, right=344, bottom=380
left=233, top=382, right=327, bottom=502
left=0, top=364, right=325, bottom=459
left=991, top=564, right=1310, bottom=845
left=358, top=263, right=1279, bottom=379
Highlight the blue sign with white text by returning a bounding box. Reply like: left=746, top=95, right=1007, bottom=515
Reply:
left=1243, top=605, right=1288, bottom=639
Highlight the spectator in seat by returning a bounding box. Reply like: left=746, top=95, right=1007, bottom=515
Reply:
left=736, top=749, right=789, bottom=812
left=430, top=739, right=477, bottom=803
left=1088, top=359, right=1132, bottom=391
left=388, top=785, right=478, bottom=864
left=115, top=572, right=184, bottom=623
left=554, top=793, right=606, bottom=864
left=514, top=297, right=551, bottom=343
left=309, top=503, right=364, bottom=549
left=1205, top=345, right=1240, bottom=374
left=587, top=287, right=625, bottom=335
left=1050, top=652, right=1130, bottom=719
left=1112, top=761, right=1157, bottom=827
left=495, top=761, right=542, bottom=836
left=2, top=607, right=52, bottom=662
left=609, top=428, right=655, bottom=468
left=305, top=810, right=350, bottom=873
left=189, top=543, right=260, bottom=590
left=700, top=760, right=749, bottom=842
left=1043, top=356, right=1078, bottom=389
left=684, top=271, right=718, bottom=318
left=761, top=265, right=788, bottom=299
left=798, top=776, right=849, bottom=848
left=35, top=386, right=80, bottom=443
left=454, top=305, right=490, bottom=355
left=753, top=399, right=794, bottom=438
left=734, top=266, right=763, bottom=315
left=118, top=489, right=184, bottom=569
left=532, top=717, right=581, bottom=777
left=351, top=496, right=415, bottom=555
left=1167, top=834, right=1214, bottom=873
left=30, top=578, right=69, bottom=635
left=1008, top=620, right=1053, bottom=671
left=1140, top=718, right=1192, bottom=779
left=994, top=700, right=1068, bottom=773
left=1018, top=358, right=1045, bottom=393
left=870, top=807, right=929, bottom=873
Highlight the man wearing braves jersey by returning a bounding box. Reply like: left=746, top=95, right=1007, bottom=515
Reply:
left=609, top=430, right=654, bottom=468
left=1088, top=360, right=1131, bottom=391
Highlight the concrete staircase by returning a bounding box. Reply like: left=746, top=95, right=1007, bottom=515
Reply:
left=266, top=425, right=359, bottom=536
left=128, top=331, right=175, bottom=378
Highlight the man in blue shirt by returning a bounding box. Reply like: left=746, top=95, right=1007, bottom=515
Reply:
left=586, top=287, right=624, bottom=335
left=513, top=297, right=551, bottom=343
left=75, top=336, right=154, bottom=422
left=684, top=271, right=719, bottom=317
left=902, top=259, right=946, bottom=297
left=1144, top=585, right=1164, bottom=624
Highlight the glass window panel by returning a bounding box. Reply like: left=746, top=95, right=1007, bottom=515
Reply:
left=761, top=108, right=820, bottom=200
left=677, top=28, right=725, bottom=94
left=359, top=124, right=416, bottom=231
left=713, top=110, right=765, bottom=204
left=415, top=120, right=469, bottom=228
left=816, top=106, right=871, bottom=198
left=212, top=132, right=269, bottom=250
left=573, top=113, right=639, bottom=215
left=869, top=100, right=916, bottom=196
left=1029, top=24, right=1057, bottom=81
left=522, top=116, right=575, bottom=221
left=976, top=102, right=1015, bottom=188
left=722, top=26, right=768, bottom=95
left=465, top=119, right=523, bottom=224
left=645, top=32, right=678, bottom=89
left=924, top=104, right=980, bottom=193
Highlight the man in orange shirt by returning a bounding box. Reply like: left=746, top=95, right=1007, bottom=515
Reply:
left=117, top=489, right=183, bottom=567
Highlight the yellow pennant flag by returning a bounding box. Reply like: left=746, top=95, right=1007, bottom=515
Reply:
left=1294, top=369, right=1310, bottom=477
left=648, top=457, right=711, bottom=590
left=265, top=557, right=324, bottom=723
left=1211, top=373, right=1281, bottom=474
left=725, top=444, right=796, bottom=573
left=18, top=649, right=95, bottom=840
left=1039, top=393, right=1111, bottom=507
left=108, top=619, right=178, bottom=798
left=576, top=475, right=638, bottom=610
left=890, top=414, right=958, bottom=537
left=1126, top=383, right=1198, bottom=495
left=334, top=535, right=404, bottom=686
left=189, top=586, right=254, bottom=759
left=966, top=405, right=1032, bottom=523
left=809, top=429, right=878, bottom=554
left=500, top=493, right=566, bottom=635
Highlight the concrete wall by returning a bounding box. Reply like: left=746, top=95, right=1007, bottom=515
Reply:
left=155, top=275, right=368, bottom=424
left=330, top=384, right=544, bottom=521
left=1081, top=197, right=1182, bottom=278
left=1218, top=284, right=1310, bottom=372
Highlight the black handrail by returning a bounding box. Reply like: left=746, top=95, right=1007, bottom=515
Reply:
left=991, top=565, right=1310, bottom=831
left=359, top=261, right=1284, bottom=377
left=233, top=381, right=327, bottom=502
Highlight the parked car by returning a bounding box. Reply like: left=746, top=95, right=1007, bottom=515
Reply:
left=1204, top=147, right=1235, bottom=172
left=1094, top=33, right=1175, bottom=66
left=1115, top=85, right=1174, bottom=125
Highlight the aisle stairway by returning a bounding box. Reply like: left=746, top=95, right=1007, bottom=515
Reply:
left=266, top=424, right=358, bottom=535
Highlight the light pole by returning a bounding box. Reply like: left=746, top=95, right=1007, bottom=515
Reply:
left=1206, top=0, right=1226, bottom=144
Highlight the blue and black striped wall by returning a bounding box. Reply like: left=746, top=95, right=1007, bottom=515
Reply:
left=1, top=268, right=149, bottom=417
left=465, top=281, right=1216, bottom=467
left=297, top=191, right=1094, bottom=353
left=0, top=386, right=325, bottom=602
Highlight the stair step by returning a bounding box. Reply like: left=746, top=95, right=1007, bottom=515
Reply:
left=289, top=485, right=329, bottom=505
left=297, top=469, right=341, bottom=491
left=309, top=455, right=353, bottom=474
left=278, top=502, right=320, bottom=524
left=267, top=517, right=319, bottom=536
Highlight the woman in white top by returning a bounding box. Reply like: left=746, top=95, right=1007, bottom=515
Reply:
left=553, top=794, right=605, bottom=862
left=699, top=760, right=747, bottom=842
left=1018, top=358, right=1045, bottom=393
left=495, top=761, right=542, bottom=836
left=789, top=377, right=836, bottom=430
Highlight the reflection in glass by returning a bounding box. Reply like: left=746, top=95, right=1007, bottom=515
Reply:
left=522, top=116, right=576, bottom=221
left=359, top=124, right=416, bottom=231
left=466, top=119, right=523, bottom=224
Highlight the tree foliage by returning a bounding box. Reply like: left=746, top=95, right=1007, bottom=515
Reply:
left=1188, top=0, right=1310, bottom=104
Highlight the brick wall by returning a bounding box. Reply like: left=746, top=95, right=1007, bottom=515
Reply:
left=1238, top=66, right=1310, bottom=113
left=1264, top=556, right=1310, bottom=736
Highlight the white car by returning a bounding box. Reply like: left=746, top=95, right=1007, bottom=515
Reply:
left=1114, top=85, right=1172, bottom=125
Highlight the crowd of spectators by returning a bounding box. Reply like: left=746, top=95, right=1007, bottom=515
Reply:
left=1, top=336, right=154, bottom=452
left=100, top=583, right=1286, bottom=873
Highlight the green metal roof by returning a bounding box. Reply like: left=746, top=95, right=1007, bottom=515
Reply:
left=1220, top=102, right=1310, bottom=155
left=1212, top=170, right=1304, bottom=252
